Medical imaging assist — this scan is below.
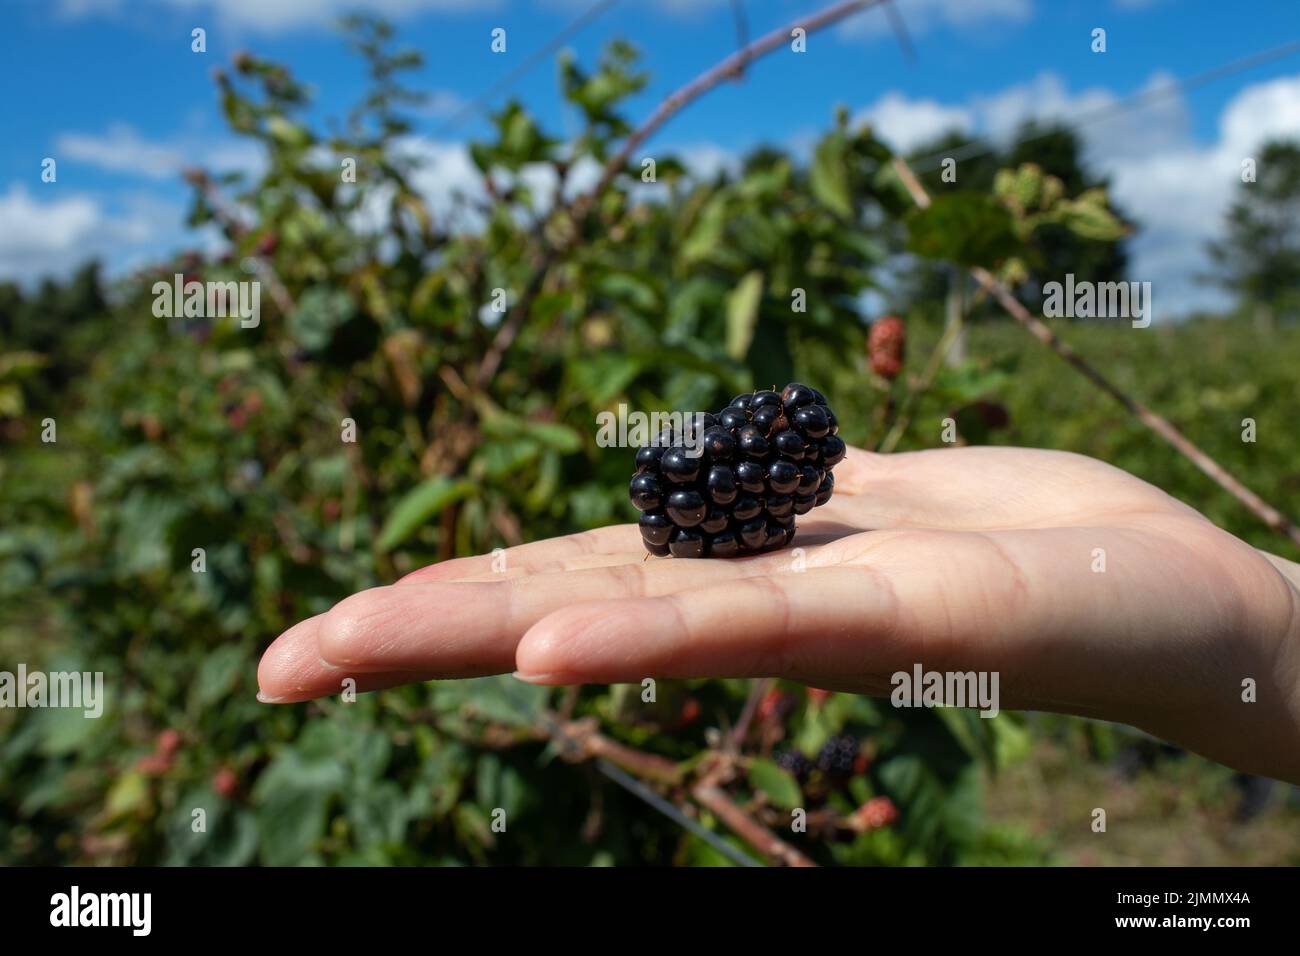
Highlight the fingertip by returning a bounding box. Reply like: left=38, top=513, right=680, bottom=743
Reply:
left=516, top=600, right=659, bottom=684
left=315, top=586, right=402, bottom=669
left=513, top=607, right=587, bottom=677
left=256, top=614, right=323, bottom=698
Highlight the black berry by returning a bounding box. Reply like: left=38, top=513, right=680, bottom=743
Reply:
left=776, top=748, right=814, bottom=779
left=665, top=488, right=706, bottom=527
left=661, top=447, right=701, bottom=483
left=639, top=511, right=673, bottom=547
left=706, top=465, right=738, bottom=505
left=767, top=460, right=800, bottom=495
left=815, top=734, right=859, bottom=777
left=669, top=527, right=707, bottom=559
left=629, top=473, right=663, bottom=512
left=629, top=384, right=845, bottom=558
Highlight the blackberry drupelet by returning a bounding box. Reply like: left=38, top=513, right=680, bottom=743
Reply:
left=629, top=383, right=843, bottom=558
left=775, top=748, right=814, bottom=780
left=815, top=734, right=859, bottom=776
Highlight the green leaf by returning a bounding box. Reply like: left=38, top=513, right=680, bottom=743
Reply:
left=747, top=757, right=802, bottom=809
left=287, top=288, right=357, bottom=351
left=1053, top=189, right=1129, bottom=241
left=105, top=771, right=151, bottom=820
left=479, top=410, right=582, bottom=454
left=433, top=676, right=549, bottom=727
left=376, top=476, right=477, bottom=552
left=906, top=193, right=1021, bottom=267
left=569, top=355, right=642, bottom=405
left=811, top=131, right=853, bottom=218
left=679, top=194, right=729, bottom=265
left=725, top=271, right=764, bottom=361
left=193, top=644, right=247, bottom=708
left=253, top=748, right=345, bottom=866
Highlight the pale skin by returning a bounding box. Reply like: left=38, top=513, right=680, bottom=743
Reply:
left=258, top=445, right=1300, bottom=784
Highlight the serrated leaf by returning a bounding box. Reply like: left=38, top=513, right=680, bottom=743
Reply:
left=1053, top=189, right=1129, bottom=241
left=376, top=476, right=477, bottom=552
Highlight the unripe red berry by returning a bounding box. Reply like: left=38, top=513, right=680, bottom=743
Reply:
left=758, top=689, right=789, bottom=721
left=213, top=767, right=239, bottom=799
left=156, top=728, right=183, bottom=757
left=868, top=316, right=906, bottom=380
left=853, top=795, right=899, bottom=831
left=136, top=753, right=173, bottom=776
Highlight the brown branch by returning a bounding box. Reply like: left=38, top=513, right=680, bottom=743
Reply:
left=462, top=709, right=815, bottom=866
left=579, top=0, right=886, bottom=219
left=692, top=778, right=816, bottom=867
left=476, top=0, right=885, bottom=391
left=729, top=677, right=773, bottom=749
left=474, top=250, right=556, bottom=389
left=549, top=716, right=684, bottom=786
left=182, top=167, right=296, bottom=316
left=890, top=157, right=1300, bottom=548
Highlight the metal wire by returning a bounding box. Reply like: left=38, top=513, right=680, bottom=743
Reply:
left=434, top=0, right=624, bottom=135
left=494, top=676, right=763, bottom=866
left=594, top=759, right=763, bottom=867
left=909, top=36, right=1300, bottom=172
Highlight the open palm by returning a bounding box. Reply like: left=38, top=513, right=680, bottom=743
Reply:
left=258, top=445, right=1300, bottom=782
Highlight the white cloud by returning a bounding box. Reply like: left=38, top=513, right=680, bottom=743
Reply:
left=861, top=70, right=1189, bottom=161
left=1107, top=74, right=1300, bottom=317
left=54, top=124, right=264, bottom=181
left=856, top=93, right=972, bottom=152
left=0, top=184, right=183, bottom=282
left=57, top=0, right=496, bottom=32
left=673, top=143, right=742, bottom=181
left=56, top=125, right=186, bottom=180
left=413, top=89, right=471, bottom=120
left=852, top=69, right=1295, bottom=317
left=974, top=70, right=1190, bottom=160
left=840, top=0, right=1033, bottom=39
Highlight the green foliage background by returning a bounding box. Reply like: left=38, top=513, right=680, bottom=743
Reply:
left=1, top=21, right=1297, bottom=866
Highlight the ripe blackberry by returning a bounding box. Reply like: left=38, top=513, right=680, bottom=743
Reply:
left=629, top=383, right=844, bottom=558
left=815, top=734, right=859, bottom=776
left=775, top=748, right=814, bottom=780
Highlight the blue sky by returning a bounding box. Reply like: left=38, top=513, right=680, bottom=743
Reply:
left=3, top=0, right=1300, bottom=315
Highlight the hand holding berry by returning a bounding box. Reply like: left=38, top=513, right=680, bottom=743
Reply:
left=257, top=444, right=1300, bottom=785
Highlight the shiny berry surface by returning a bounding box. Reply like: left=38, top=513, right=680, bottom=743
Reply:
left=629, top=384, right=845, bottom=558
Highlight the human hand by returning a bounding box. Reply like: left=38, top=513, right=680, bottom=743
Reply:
left=257, top=445, right=1300, bottom=783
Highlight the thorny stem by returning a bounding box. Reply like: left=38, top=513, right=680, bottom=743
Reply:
left=889, top=157, right=1300, bottom=548
left=181, top=167, right=296, bottom=317
left=449, top=709, right=817, bottom=866
left=481, top=0, right=886, bottom=388
left=729, top=677, right=774, bottom=750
